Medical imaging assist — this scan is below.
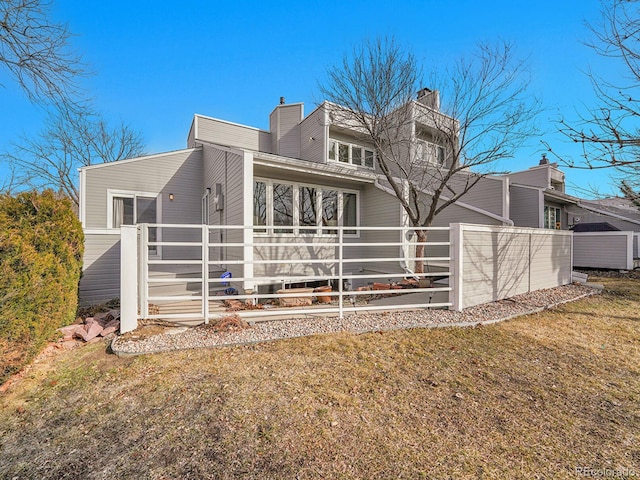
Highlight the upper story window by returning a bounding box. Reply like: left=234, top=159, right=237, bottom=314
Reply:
left=544, top=205, right=562, bottom=229
left=328, top=139, right=375, bottom=169
left=253, top=178, right=359, bottom=236
left=416, top=141, right=445, bottom=166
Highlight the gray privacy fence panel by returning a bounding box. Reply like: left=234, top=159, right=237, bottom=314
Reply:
left=450, top=224, right=573, bottom=310
left=573, top=231, right=634, bottom=270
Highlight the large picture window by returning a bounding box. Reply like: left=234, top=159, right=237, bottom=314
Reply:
left=273, top=183, right=293, bottom=233
left=253, top=179, right=359, bottom=236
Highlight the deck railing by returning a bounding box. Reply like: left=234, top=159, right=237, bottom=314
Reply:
left=120, top=224, right=452, bottom=332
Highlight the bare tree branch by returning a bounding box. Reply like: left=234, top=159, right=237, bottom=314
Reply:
left=320, top=37, right=539, bottom=271
left=3, top=104, right=145, bottom=206
left=549, top=0, right=640, bottom=203
left=0, top=0, right=86, bottom=106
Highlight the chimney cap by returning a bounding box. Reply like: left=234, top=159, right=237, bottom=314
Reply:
left=539, top=153, right=549, bottom=165
left=279, top=96, right=285, bottom=105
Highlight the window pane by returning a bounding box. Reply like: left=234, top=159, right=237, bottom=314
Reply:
left=136, top=197, right=156, bottom=224
left=273, top=183, right=293, bottom=233
left=328, top=140, right=337, bottom=161
left=253, top=181, right=267, bottom=232
left=343, top=192, right=357, bottom=235
left=135, top=197, right=157, bottom=255
left=113, top=196, right=134, bottom=227
left=437, top=146, right=445, bottom=166
left=352, top=147, right=362, bottom=166
left=322, top=190, right=338, bottom=234
left=299, top=186, right=317, bottom=234
left=364, top=149, right=374, bottom=168
left=338, top=144, right=349, bottom=163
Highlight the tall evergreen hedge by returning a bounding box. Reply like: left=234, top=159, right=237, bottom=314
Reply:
left=0, top=191, right=84, bottom=381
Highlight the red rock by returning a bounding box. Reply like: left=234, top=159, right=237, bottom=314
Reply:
left=74, top=322, right=103, bottom=341
left=104, top=319, right=120, bottom=330
left=373, top=283, right=390, bottom=290
left=58, top=325, right=78, bottom=336
left=100, top=326, right=117, bottom=336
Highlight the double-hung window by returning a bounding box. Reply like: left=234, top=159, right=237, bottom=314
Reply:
left=328, top=139, right=375, bottom=169
left=253, top=179, right=359, bottom=236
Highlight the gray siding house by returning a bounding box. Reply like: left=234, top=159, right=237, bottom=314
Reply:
left=79, top=97, right=513, bottom=305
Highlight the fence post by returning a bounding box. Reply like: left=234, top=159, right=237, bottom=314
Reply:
left=202, top=225, right=209, bottom=323
left=139, top=224, right=149, bottom=319
left=449, top=223, right=464, bottom=311
left=120, top=225, right=138, bottom=333
left=338, top=227, right=344, bottom=319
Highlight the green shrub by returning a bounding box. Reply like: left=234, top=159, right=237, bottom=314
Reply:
left=0, top=191, right=84, bottom=382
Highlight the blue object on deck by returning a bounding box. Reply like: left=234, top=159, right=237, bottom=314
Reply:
left=221, top=271, right=232, bottom=286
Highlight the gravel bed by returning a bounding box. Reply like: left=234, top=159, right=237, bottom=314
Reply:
left=112, top=283, right=599, bottom=356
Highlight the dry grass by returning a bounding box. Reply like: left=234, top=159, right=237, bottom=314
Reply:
left=0, top=276, right=638, bottom=479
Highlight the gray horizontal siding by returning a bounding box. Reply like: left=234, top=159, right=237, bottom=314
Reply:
left=359, top=184, right=404, bottom=281
left=509, top=168, right=549, bottom=188
left=510, top=185, right=541, bottom=227
left=431, top=202, right=503, bottom=227
left=80, top=233, right=121, bottom=305
left=573, top=232, right=633, bottom=269
left=197, top=115, right=272, bottom=152
left=203, top=145, right=246, bottom=284
left=300, top=107, right=327, bottom=163
left=448, top=174, right=505, bottom=217
left=569, top=207, right=640, bottom=232
left=84, top=149, right=203, bottom=229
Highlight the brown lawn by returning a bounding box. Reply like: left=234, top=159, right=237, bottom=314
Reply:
left=0, top=275, right=638, bottom=479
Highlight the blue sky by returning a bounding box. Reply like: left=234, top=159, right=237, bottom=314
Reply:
left=0, top=0, right=620, bottom=197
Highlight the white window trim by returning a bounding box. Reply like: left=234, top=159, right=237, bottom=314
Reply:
left=254, top=178, right=360, bottom=237
left=543, top=205, right=562, bottom=230
left=328, top=138, right=376, bottom=169
left=107, top=189, right=162, bottom=257
left=416, top=140, right=445, bottom=167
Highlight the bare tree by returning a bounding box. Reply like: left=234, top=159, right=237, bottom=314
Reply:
left=4, top=105, right=144, bottom=206
left=0, top=0, right=85, bottom=105
left=549, top=0, right=640, bottom=201
left=320, top=37, right=539, bottom=272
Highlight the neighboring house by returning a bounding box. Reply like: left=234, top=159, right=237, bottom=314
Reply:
left=505, top=156, right=640, bottom=233
left=499, top=156, right=640, bottom=270
left=79, top=95, right=511, bottom=305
